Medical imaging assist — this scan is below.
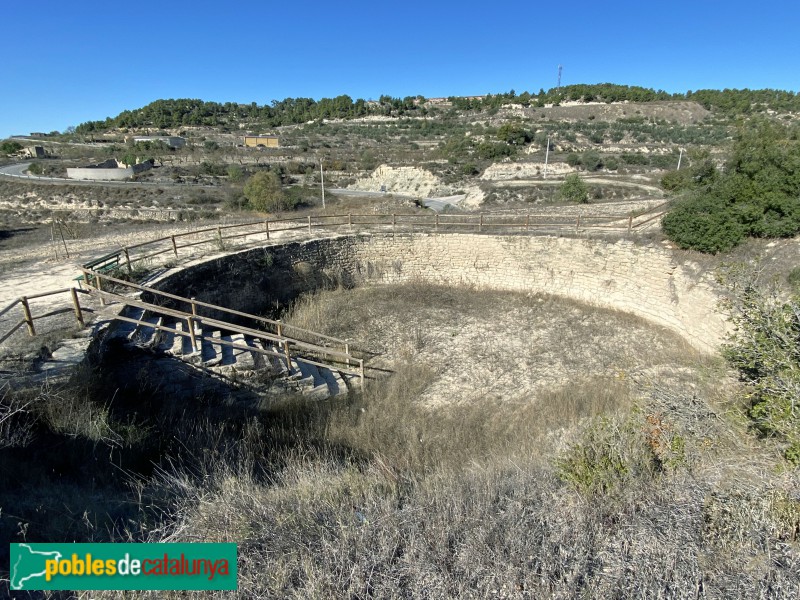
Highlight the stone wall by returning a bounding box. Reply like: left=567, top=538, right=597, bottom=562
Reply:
left=152, top=233, right=727, bottom=353
left=348, top=234, right=726, bottom=353
left=66, top=159, right=152, bottom=181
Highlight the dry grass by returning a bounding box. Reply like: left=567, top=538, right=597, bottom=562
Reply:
left=3, top=284, right=799, bottom=599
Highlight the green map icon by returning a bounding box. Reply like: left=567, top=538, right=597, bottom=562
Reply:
left=10, top=544, right=63, bottom=590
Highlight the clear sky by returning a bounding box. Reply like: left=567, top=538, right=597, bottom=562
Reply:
left=2, top=0, right=798, bottom=138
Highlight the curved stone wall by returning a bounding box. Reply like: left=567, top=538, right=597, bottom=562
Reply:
left=151, top=233, right=727, bottom=353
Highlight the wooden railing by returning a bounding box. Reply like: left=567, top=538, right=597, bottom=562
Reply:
left=2, top=202, right=671, bottom=385
left=0, top=287, right=90, bottom=344
left=92, top=203, right=670, bottom=275
left=0, top=277, right=366, bottom=386
left=91, top=285, right=366, bottom=387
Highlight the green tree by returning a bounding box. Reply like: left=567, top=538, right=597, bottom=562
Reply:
left=497, top=123, right=532, bottom=145
left=559, top=174, right=589, bottom=203
left=243, top=170, right=298, bottom=212
left=0, top=140, right=23, bottom=155
left=662, top=119, right=800, bottom=252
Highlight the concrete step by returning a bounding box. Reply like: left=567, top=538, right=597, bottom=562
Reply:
left=109, top=306, right=145, bottom=340
left=248, top=337, right=267, bottom=370
left=219, top=332, right=235, bottom=366
left=229, top=333, right=257, bottom=370
left=318, top=366, right=348, bottom=397
left=169, top=320, right=187, bottom=356
left=130, top=314, right=162, bottom=347
left=152, top=319, right=174, bottom=352
left=201, top=327, right=221, bottom=365
left=295, top=360, right=330, bottom=399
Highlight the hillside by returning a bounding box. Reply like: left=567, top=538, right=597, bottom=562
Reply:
left=1, top=83, right=799, bottom=598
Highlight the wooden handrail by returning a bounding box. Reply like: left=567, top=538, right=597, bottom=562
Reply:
left=89, top=271, right=349, bottom=348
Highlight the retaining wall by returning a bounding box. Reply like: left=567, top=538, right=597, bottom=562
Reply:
left=152, top=233, right=727, bottom=353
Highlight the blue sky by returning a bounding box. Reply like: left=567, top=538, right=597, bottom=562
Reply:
left=2, top=1, right=798, bottom=138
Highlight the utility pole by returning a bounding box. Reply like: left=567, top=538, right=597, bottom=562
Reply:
left=320, top=159, right=326, bottom=209
left=557, top=65, right=562, bottom=92
left=544, top=135, right=551, bottom=178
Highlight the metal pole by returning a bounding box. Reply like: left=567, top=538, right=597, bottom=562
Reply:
left=320, top=160, right=325, bottom=210
left=677, top=148, right=684, bottom=170
left=544, top=135, right=550, bottom=179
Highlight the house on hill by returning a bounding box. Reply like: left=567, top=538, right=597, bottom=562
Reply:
left=243, top=135, right=279, bottom=148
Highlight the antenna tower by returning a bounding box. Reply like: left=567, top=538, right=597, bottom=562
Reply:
left=557, top=65, right=562, bottom=91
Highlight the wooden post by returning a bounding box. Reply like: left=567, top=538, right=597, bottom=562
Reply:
left=276, top=320, right=282, bottom=337
left=190, top=297, right=197, bottom=317
left=359, top=358, right=365, bottom=389
left=283, top=340, right=292, bottom=372
left=265, top=219, right=270, bottom=240
left=435, top=213, right=439, bottom=232
left=345, top=341, right=350, bottom=368
left=526, top=213, right=530, bottom=231
left=348, top=213, right=353, bottom=230
left=20, top=297, right=35, bottom=336
left=171, top=235, right=178, bottom=258
left=392, top=213, right=396, bottom=231
left=70, top=287, right=84, bottom=327
left=217, top=226, right=223, bottom=246
left=628, top=215, right=633, bottom=234
left=576, top=215, right=581, bottom=232
left=479, top=213, right=484, bottom=232
left=187, top=317, right=198, bottom=353
left=96, top=274, right=105, bottom=306
left=308, top=215, right=312, bottom=233
left=123, top=247, right=132, bottom=273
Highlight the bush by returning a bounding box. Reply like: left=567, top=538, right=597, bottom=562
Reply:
left=559, top=174, right=589, bottom=203
left=582, top=150, right=603, bottom=172
left=662, top=120, right=800, bottom=252
left=475, top=141, right=516, bottom=160
left=661, top=193, right=745, bottom=253
left=721, top=278, right=800, bottom=463
left=243, top=170, right=297, bottom=212
left=0, top=140, right=23, bottom=155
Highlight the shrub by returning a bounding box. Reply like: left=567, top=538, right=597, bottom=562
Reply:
left=0, top=140, right=23, bottom=155
left=243, top=170, right=296, bottom=212
left=559, top=174, right=589, bottom=204
left=721, top=278, right=800, bottom=463
left=661, top=193, right=746, bottom=253
left=582, top=150, right=603, bottom=172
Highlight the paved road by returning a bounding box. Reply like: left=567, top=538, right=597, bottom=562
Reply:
left=330, top=188, right=464, bottom=212
left=0, top=162, right=214, bottom=189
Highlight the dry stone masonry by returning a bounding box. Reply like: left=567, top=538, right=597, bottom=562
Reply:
left=154, top=233, right=727, bottom=354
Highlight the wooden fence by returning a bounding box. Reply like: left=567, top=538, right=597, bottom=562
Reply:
left=98, top=203, right=671, bottom=275
left=0, top=287, right=90, bottom=344
left=1, top=202, right=670, bottom=385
